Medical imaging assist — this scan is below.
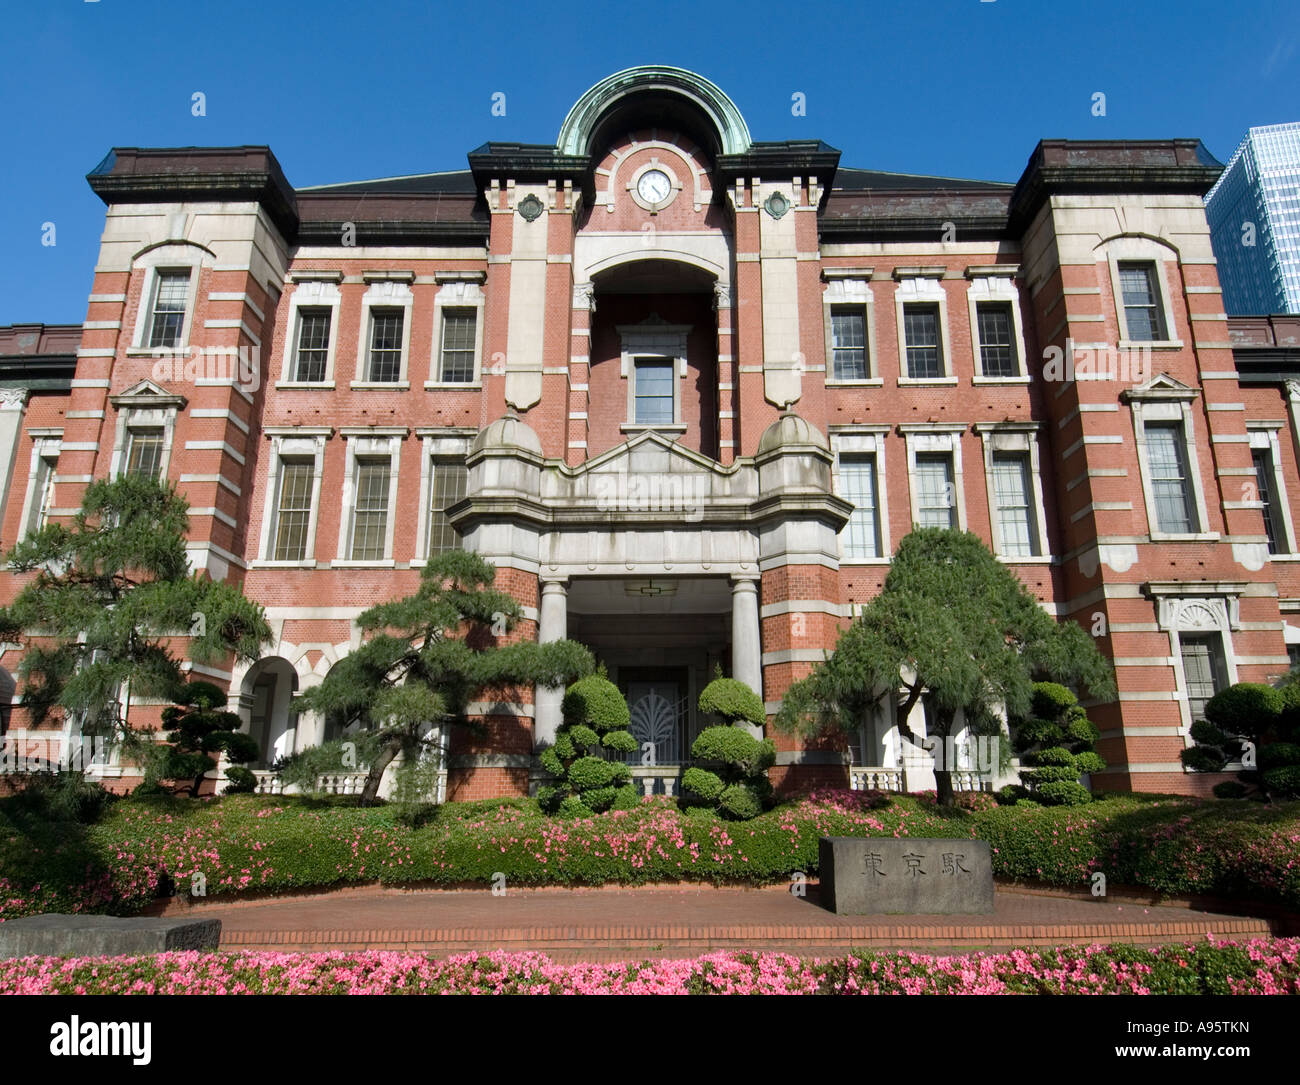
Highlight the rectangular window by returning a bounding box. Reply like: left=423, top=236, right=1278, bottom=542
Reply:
left=349, top=459, right=392, bottom=561
left=1118, top=262, right=1168, bottom=342
left=634, top=357, right=674, bottom=425
left=1288, top=643, right=1300, bottom=672
left=977, top=302, right=1018, bottom=377
left=914, top=452, right=955, bottom=529
left=28, top=454, right=57, bottom=536
left=293, top=308, right=332, bottom=382
left=1180, top=633, right=1228, bottom=723
left=366, top=308, right=405, bottom=382
left=426, top=458, right=468, bottom=556
left=439, top=309, right=477, bottom=383
left=272, top=459, right=314, bottom=562
left=991, top=452, right=1039, bottom=557
left=147, top=270, right=191, bottom=349
left=903, top=303, right=943, bottom=379
left=124, top=428, right=164, bottom=481
left=840, top=453, right=879, bottom=559
left=1145, top=422, right=1196, bottom=534
left=830, top=307, right=868, bottom=381
left=1252, top=447, right=1285, bottom=554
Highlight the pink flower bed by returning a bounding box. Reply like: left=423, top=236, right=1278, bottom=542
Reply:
left=1, top=939, right=1297, bottom=995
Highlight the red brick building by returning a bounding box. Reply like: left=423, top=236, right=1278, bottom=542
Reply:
left=3, top=66, right=1300, bottom=799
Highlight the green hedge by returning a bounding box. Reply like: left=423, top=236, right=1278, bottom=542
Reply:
left=2, top=788, right=1299, bottom=919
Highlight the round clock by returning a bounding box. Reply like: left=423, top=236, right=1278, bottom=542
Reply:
left=637, top=169, right=672, bottom=205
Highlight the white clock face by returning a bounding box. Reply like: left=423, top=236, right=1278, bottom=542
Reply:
left=637, top=169, right=671, bottom=204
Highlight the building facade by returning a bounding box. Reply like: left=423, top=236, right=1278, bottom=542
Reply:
left=1207, top=121, right=1300, bottom=316
left=3, top=66, right=1300, bottom=799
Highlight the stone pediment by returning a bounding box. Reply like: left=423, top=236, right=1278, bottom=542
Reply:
left=1120, top=371, right=1198, bottom=402
left=578, top=429, right=742, bottom=479
left=544, top=430, right=756, bottom=515
left=108, top=378, right=187, bottom=410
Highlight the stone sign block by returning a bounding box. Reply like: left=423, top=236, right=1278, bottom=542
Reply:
left=0, top=914, right=221, bottom=959
left=819, top=837, right=994, bottom=915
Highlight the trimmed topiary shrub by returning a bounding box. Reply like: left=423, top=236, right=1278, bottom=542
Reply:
left=128, top=681, right=260, bottom=798
left=223, top=766, right=258, bottom=795
left=681, top=674, right=774, bottom=820
left=1184, top=680, right=1300, bottom=801
left=1007, top=682, right=1104, bottom=805
left=537, top=670, right=637, bottom=816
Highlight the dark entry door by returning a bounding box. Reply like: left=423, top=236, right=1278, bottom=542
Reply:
left=622, top=670, right=688, bottom=765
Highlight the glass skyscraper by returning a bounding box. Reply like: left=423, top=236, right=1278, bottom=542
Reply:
left=1206, top=122, right=1300, bottom=315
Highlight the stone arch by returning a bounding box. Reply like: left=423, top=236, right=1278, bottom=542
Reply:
left=558, top=65, right=752, bottom=159
left=238, top=656, right=299, bottom=767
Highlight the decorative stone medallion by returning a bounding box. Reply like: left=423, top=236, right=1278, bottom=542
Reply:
left=763, top=191, right=790, bottom=219
left=517, top=194, right=545, bottom=222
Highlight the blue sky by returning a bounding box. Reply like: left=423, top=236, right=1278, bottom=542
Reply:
left=2, top=0, right=1296, bottom=325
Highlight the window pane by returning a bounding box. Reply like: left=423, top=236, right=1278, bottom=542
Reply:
left=1145, top=422, right=1195, bottom=533
left=125, top=429, right=164, bottom=481
left=913, top=453, right=955, bottom=529
left=635, top=358, right=674, bottom=424
left=830, top=308, right=868, bottom=381
left=1252, top=447, right=1283, bottom=554
left=991, top=452, right=1038, bottom=557
left=977, top=303, right=1018, bottom=377
left=148, top=271, right=190, bottom=349
left=840, top=453, right=879, bottom=559
left=367, top=309, right=404, bottom=382
left=904, top=304, right=942, bottom=378
left=1119, top=263, right=1166, bottom=341
left=29, top=455, right=56, bottom=535
left=426, top=458, right=467, bottom=555
left=350, top=459, right=392, bottom=561
left=294, top=308, right=331, bottom=382
left=1180, top=633, right=1227, bottom=723
left=273, top=460, right=314, bottom=561
left=440, top=310, right=477, bottom=382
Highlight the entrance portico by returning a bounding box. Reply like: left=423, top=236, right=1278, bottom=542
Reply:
left=451, top=408, right=853, bottom=797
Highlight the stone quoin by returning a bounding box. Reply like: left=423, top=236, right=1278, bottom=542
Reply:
left=2, top=65, right=1299, bottom=801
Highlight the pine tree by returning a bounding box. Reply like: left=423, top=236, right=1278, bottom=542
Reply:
left=0, top=475, right=270, bottom=764
left=297, top=550, right=593, bottom=804
left=775, top=528, right=1115, bottom=806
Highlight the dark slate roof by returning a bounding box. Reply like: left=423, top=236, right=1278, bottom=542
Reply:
left=297, top=170, right=478, bottom=195
left=832, top=167, right=1013, bottom=192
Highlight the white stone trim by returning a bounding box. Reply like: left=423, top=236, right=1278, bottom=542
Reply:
left=426, top=280, right=485, bottom=387
left=1100, top=238, right=1184, bottom=349
left=901, top=424, right=967, bottom=531
left=966, top=274, right=1029, bottom=379
left=259, top=430, right=329, bottom=564
left=618, top=320, right=691, bottom=428
left=973, top=423, right=1051, bottom=559
left=337, top=431, right=405, bottom=563
left=822, top=277, right=879, bottom=383
left=353, top=279, right=413, bottom=386
left=1128, top=384, right=1213, bottom=540
left=1246, top=421, right=1297, bottom=555
left=128, top=244, right=209, bottom=352
left=415, top=431, right=474, bottom=562
left=17, top=432, right=61, bottom=539
left=279, top=279, right=341, bottom=385
left=894, top=274, right=953, bottom=382
left=829, top=426, right=891, bottom=560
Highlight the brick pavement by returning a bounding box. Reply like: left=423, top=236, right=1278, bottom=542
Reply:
left=162, top=884, right=1286, bottom=959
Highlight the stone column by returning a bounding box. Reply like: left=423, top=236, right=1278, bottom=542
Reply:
left=0, top=388, right=29, bottom=542
left=534, top=577, right=568, bottom=748
left=730, top=575, right=763, bottom=737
